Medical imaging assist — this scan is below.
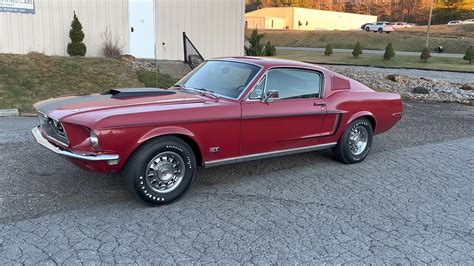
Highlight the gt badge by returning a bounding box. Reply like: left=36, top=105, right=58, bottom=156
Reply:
left=209, top=147, right=220, bottom=153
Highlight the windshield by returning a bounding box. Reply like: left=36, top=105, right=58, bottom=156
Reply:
left=176, top=60, right=261, bottom=99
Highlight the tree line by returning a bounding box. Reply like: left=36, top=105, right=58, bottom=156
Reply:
left=246, top=0, right=474, bottom=24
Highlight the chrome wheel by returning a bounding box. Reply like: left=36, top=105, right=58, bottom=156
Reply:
left=349, top=126, right=369, bottom=156
left=145, top=151, right=185, bottom=194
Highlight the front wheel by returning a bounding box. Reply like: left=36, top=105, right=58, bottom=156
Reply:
left=331, top=118, right=373, bottom=164
left=124, top=136, right=196, bottom=205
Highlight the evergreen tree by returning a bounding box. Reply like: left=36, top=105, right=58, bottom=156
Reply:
left=352, top=42, right=363, bottom=58
left=324, top=44, right=333, bottom=56
left=383, top=42, right=396, bottom=60
left=420, top=47, right=431, bottom=62
left=67, top=12, right=87, bottom=56
left=245, top=29, right=264, bottom=56
left=463, top=46, right=474, bottom=64
left=245, top=29, right=275, bottom=57
left=263, top=41, right=276, bottom=56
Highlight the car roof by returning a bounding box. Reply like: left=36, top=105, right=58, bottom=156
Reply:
left=211, top=57, right=331, bottom=72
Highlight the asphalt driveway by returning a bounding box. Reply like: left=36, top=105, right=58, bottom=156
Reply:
left=0, top=102, right=473, bottom=264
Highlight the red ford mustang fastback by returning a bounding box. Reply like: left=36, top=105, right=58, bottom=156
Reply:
left=32, top=57, right=403, bottom=205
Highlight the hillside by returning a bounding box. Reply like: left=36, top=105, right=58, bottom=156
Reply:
left=398, top=24, right=474, bottom=39
left=0, top=53, right=176, bottom=113
left=257, top=25, right=474, bottom=54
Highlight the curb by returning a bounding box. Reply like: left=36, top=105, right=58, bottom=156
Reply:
left=0, top=109, right=19, bottom=117
left=20, top=113, right=37, bottom=117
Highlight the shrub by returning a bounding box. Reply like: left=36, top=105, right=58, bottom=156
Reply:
left=100, top=28, right=123, bottom=59
left=67, top=12, right=87, bottom=56
left=245, top=29, right=264, bottom=56
left=136, top=70, right=177, bottom=88
left=244, top=30, right=276, bottom=56
left=420, top=47, right=431, bottom=62
left=324, top=44, right=333, bottom=56
left=463, top=46, right=474, bottom=64
left=352, top=42, right=362, bottom=58
left=383, top=42, right=396, bottom=60
left=263, top=41, right=276, bottom=56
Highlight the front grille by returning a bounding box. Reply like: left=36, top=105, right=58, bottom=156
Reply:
left=38, top=112, right=69, bottom=146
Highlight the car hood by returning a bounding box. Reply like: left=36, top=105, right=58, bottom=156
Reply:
left=33, top=88, right=211, bottom=123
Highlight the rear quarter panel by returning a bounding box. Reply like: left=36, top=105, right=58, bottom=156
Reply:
left=324, top=76, right=403, bottom=140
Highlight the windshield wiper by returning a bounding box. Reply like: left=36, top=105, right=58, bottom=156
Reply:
left=186, top=87, right=219, bottom=100
left=173, top=85, right=219, bottom=100
left=195, top=88, right=219, bottom=100
left=195, top=87, right=216, bottom=94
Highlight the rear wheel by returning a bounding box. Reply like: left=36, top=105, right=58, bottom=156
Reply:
left=378, top=28, right=383, bottom=33
left=124, top=136, right=196, bottom=205
left=365, top=27, right=370, bottom=32
left=331, top=118, right=373, bottom=164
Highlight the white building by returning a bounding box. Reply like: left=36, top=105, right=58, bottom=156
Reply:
left=0, top=0, right=245, bottom=60
left=245, top=7, right=377, bottom=31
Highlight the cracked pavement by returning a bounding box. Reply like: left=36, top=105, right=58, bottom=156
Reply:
left=0, top=102, right=473, bottom=264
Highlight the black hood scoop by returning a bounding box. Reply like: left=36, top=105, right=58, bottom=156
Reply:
left=102, top=88, right=176, bottom=98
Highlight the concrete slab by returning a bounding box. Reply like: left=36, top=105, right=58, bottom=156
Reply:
left=0, top=109, right=19, bottom=117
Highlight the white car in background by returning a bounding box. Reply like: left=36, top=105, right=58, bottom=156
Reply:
left=364, top=22, right=395, bottom=33
left=447, top=20, right=464, bottom=25
left=464, top=19, right=474, bottom=24
left=392, top=22, right=413, bottom=29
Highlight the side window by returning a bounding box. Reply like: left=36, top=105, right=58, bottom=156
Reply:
left=249, top=76, right=266, bottom=99
left=266, top=69, right=321, bottom=100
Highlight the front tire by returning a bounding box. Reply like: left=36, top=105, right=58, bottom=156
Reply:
left=124, top=136, right=196, bottom=205
left=331, top=118, right=373, bottom=164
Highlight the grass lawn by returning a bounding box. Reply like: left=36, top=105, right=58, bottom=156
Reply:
left=256, top=25, right=474, bottom=54
left=276, top=49, right=474, bottom=73
left=0, top=53, right=176, bottom=113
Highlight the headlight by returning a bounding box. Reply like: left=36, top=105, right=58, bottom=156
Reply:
left=90, top=130, right=99, bottom=148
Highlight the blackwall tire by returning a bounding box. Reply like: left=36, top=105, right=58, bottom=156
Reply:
left=331, top=118, right=373, bottom=164
left=378, top=28, right=383, bottom=33
left=123, top=136, right=196, bottom=206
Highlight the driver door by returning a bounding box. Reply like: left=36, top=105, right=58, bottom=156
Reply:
left=239, top=68, right=327, bottom=156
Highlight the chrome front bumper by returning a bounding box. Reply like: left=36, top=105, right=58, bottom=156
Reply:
left=31, top=127, right=120, bottom=163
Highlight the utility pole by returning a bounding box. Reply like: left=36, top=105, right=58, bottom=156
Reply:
left=425, top=0, right=434, bottom=48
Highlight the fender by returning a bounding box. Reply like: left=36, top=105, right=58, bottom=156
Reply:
left=138, top=126, right=199, bottom=145
left=346, top=111, right=377, bottom=132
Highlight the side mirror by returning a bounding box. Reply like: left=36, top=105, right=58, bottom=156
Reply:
left=262, top=90, right=279, bottom=103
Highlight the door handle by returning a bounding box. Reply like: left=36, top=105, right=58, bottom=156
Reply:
left=313, top=102, right=326, bottom=107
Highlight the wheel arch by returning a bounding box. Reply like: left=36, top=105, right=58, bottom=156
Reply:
left=127, top=127, right=204, bottom=167
left=347, top=112, right=376, bottom=133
